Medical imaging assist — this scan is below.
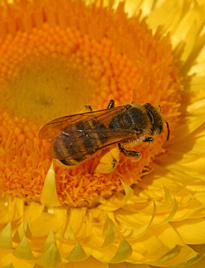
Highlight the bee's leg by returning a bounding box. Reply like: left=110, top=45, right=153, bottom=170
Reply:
left=54, top=159, right=75, bottom=168
left=118, top=143, right=141, bottom=159
left=143, top=137, right=154, bottom=142
left=107, top=99, right=115, bottom=109
left=84, top=105, right=93, bottom=112
left=77, top=104, right=96, bottom=113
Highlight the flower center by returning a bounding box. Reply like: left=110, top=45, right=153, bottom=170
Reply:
left=3, top=57, right=93, bottom=124
left=0, top=0, right=182, bottom=207
left=0, top=28, right=96, bottom=124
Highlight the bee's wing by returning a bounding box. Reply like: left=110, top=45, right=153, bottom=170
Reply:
left=39, top=114, right=88, bottom=142
left=48, top=123, right=137, bottom=161
left=38, top=105, right=125, bottom=142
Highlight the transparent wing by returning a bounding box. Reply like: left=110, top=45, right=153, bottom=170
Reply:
left=48, top=127, right=137, bottom=160
left=38, top=105, right=126, bottom=142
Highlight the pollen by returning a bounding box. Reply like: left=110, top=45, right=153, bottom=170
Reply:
left=0, top=0, right=182, bottom=206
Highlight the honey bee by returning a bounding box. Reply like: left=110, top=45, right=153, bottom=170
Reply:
left=39, top=100, right=170, bottom=168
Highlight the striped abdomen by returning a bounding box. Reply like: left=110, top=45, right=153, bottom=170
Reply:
left=52, top=119, right=108, bottom=166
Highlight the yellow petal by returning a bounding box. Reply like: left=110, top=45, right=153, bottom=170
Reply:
left=99, top=181, right=133, bottom=211
left=13, top=236, right=35, bottom=260
left=8, top=196, right=24, bottom=221
left=1, top=264, right=15, bottom=268
left=101, top=216, right=115, bottom=248
left=61, top=256, right=108, bottom=268
left=40, top=162, right=61, bottom=207
left=109, top=263, right=150, bottom=268
left=12, top=219, right=32, bottom=243
left=150, top=245, right=183, bottom=264
left=41, top=229, right=56, bottom=253
left=171, top=219, right=205, bottom=244
left=23, top=202, right=45, bottom=222
left=67, top=242, right=87, bottom=261
left=150, top=246, right=202, bottom=267
left=147, top=0, right=182, bottom=34
left=0, top=222, right=13, bottom=249
left=13, top=222, right=26, bottom=243
left=36, top=243, right=62, bottom=267
left=115, top=201, right=156, bottom=239
left=181, top=255, right=205, bottom=268
left=64, top=222, right=76, bottom=242
left=110, top=237, right=132, bottom=263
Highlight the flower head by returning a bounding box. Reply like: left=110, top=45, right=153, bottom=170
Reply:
left=0, top=0, right=205, bottom=267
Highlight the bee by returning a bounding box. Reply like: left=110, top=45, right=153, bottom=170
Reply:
left=38, top=100, right=170, bottom=168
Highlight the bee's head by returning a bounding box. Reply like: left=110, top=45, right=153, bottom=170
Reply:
left=144, top=103, right=170, bottom=140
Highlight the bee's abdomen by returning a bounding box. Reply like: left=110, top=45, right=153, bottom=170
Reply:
left=53, top=126, right=86, bottom=166
left=76, top=121, right=99, bottom=152
left=76, top=120, right=108, bottom=150
left=53, top=120, right=108, bottom=166
left=91, top=120, right=108, bottom=144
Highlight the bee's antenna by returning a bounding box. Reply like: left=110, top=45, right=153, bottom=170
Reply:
left=165, top=121, right=170, bottom=141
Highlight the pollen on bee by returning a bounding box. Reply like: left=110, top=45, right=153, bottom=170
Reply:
left=95, top=148, right=120, bottom=174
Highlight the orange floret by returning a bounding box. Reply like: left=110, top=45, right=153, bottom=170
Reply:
left=0, top=0, right=182, bottom=206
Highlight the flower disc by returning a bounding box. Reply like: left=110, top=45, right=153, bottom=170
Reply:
left=0, top=0, right=182, bottom=207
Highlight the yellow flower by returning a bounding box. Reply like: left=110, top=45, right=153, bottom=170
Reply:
left=0, top=0, right=204, bottom=267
